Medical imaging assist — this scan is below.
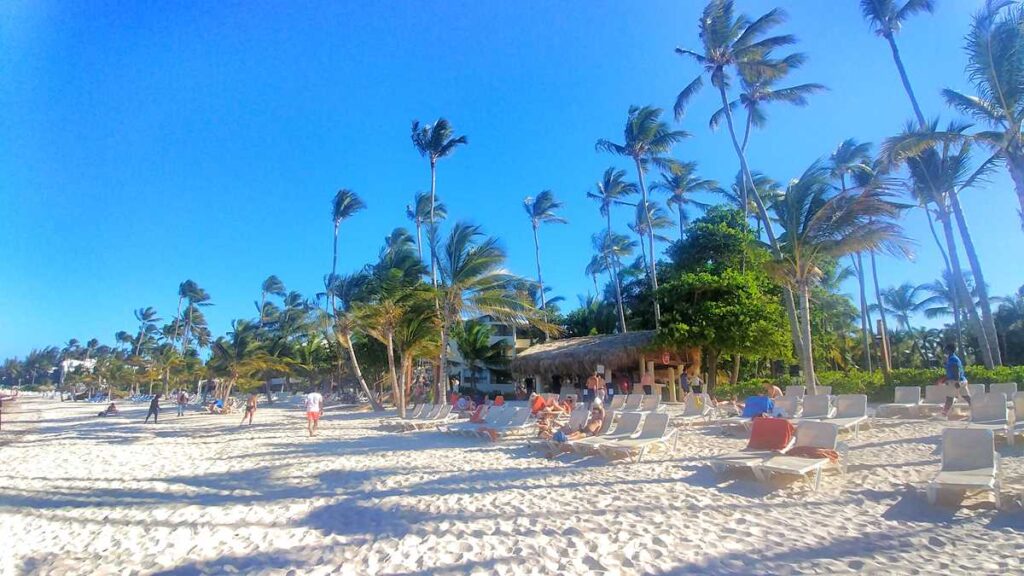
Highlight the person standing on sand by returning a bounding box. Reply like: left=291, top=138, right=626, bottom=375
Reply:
left=305, top=389, right=324, bottom=437
left=144, top=393, right=161, bottom=424
left=240, top=393, right=257, bottom=426
left=177, top=390, right=188, bottom=417
left=939, top=343, right=971, bottom=418
left=585, top=370, right=601, bottom=404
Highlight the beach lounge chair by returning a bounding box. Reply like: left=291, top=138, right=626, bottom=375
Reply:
left=599, top=413, right=677, bottom=462
left=624, top=395, right=660, bottom=414
left=402, top=405, right=453, bottom=431
left=784, top=385, right=806, bottom=399
left=812, top=386, right=832, bottom=396
left=876, top=386, right=922, bottom=418
left=487, top=407, right=536, bottom=440
left=622, top=394, right=644, bottom=411
left=927, top=428, right=1000, bottom=508
left=463, top=406, right=515, bottom=438
left=719, top=396, right=776, bottom=433
left=773, top=397, right=801, bottom=418
left=1014, top=392, right=1024, bottom=434
left=710, top=417, right=796, bottom=476
left=443, top=405, right=494, bottom=436
left=568, top=411, right=638, bottom=455
left=675, top=393, right=713, bottom=426
left=754, top=421, right=844, bottom=491
left=988, top=383, right=1018, bottom=405
left=966, top=383, right=985, bottom=400
left=820, top=394, right=868, bottom=438
left=919, top=384, right=949, bottom=416
left=531, top=406, right=589, bottom=452
left=607, top=395, right=627, bottom=411
left=790, top=394, right=834, bottom=421
left=967, top=392, right=1012, bottom=446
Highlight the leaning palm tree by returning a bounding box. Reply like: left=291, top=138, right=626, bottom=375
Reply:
left=523, top=190, right=568, bottom=309
left=258, top=275, right=286, bottom=328
left=132, top=307, right=161, bottom=358
left=592, top=230, right=636, bottom=333
left=596, top=106, right=688, bottom=327
left=768, top=161, right=910, bottom=392
left=876, top=282, right=928, bottom=332
left=171, top=280, right=198, bottom=345
left=330, top=273, right=384, bottom=411
left=651, top=162, right=718, bottom=239
left=330, top=189, right=366, bottom=302
left=406, top=191, right=448, bottom=261
left=860, top=0, right=935, bottom=127
left=625, top=200, right=675, bottom=275
left=411, top=118, right=468, bottom=286
left=942, top=0, right=1024, bottom=228
left=181, top=283, right=212, bottom=355
left=584, top=254, right=605, bottom=297
left=674, top=0, right=807, bottom=359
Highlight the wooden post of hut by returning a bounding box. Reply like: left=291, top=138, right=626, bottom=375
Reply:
left=667, top=366, right=677, bottom=403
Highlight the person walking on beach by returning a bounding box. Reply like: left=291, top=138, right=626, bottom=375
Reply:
left=939, top=343, right=971, bottom=418
left=240, top=393, right=257, bottom=426
left=305, top=389, right=324, bottom=437
left=176, top=389, right=188, bottom=417
left=145, top=393, right=161, bottom=424
left=585, top=370, right=606, bottom=404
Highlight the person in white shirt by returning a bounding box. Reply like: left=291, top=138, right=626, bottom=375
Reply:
left=304, top=389, right=324, bottom=437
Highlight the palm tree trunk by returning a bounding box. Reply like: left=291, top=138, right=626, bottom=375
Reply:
left=592, top=274, right=599, bottom=297
left=605, top=212, right=627, bottom=333
left=715, top=84, right=805, bottom=364
left=637, top=231, right=649, bottom=272
left=531, top=223, right=546, bottom=309
left=730, top=355, right=740, bottom=385
left=939, top=212, right=995, bottom=367
left=799, top=286, right=817, bottom=395
left=852, top=254, right=873, bottom=372
left=428, top=159, right=438, bottom=288
left=886, top=34, right=927, bottom=128
left=926, top=208, right=963, bottom=350
left=172, top=295, right=184, bottom=344
left=386, top=332, right=403, bottom=417
left=330, top=224, right=339, bottom=312
left=438, top=317, right=450, bottom=404
left=633, top=159, right=661, bottom=328
left=341, top=330, right=383, bottom=411
left=949, top=193, right=1002, bottom=365
left=259, top=291, right=267, bottom=328
left=870, top=252, right=892, bottom=374
left=415, top=221, right=423, bottom=261
left=1006, top=155, right=1024, bottom=231
left=677, top=202, right=686, bottom=240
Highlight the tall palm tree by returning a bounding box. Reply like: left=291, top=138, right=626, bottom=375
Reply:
left=208, top=320, right=287, bottom=404
left=180, top=284, right=211, bottom=356
left=943, top=0, right=1024, bottom=229
left=768, top=161, right=910, bottom=391
left=674, top=0, right=807, bottom=360
left=651, top=162, right=717, bottom=239
left=132, top=307, right=161, bottom=358
left=411, top=118, right=468, bottom=286
left=330, top=274, right=384, bottom=411
left=876, top=282, right=928, bottom=332
left=592, top=230, right=636, bottom=333
left=435, top=223, right=553, bottom=401
left=406, top=191, right=447, bottom=261
left=860, top=0, right=935, bottom=127
left=596, top=105, right=688, bottom=327
left=171, top=280, right=197, bottom=346
left=625, top=200, right=675, bottom=275
left=258, top=275, right=286, bottom=328
left=586, top=168, right=636, bottom=332
left=584, top=254, right=605, bottom=297
left=330, top=189, right=366, bottom=305
left=453, top=320, right=508, bottom=393
left=523, top=190, right=568, bottom=309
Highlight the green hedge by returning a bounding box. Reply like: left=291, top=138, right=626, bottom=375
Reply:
left=717, top=367, right=1024, bottom=403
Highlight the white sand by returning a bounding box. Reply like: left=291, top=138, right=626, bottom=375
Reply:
left=1, top=397, right=1023, bottom=575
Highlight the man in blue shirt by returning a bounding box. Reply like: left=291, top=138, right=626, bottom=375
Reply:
left=940, top=344, right=971, bottom=417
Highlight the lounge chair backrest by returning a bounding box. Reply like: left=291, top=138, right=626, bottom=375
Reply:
left=639, top=395, right=659, bottom=412
left=1015, top=392, right=1024, bottom=421
left=989, top=382, right=1018, bottom=399
left=487, top=407, right=515, bottom=427
left=422, top=404, right=443, bottom=420
left=794, top=421, right=838, bottom=450
left=596, top=410, right=617, bottom=435
left=682, top=393, right=706, bottom=416
left=565, top=394, right=577, bottom=404
left=970, top=392, right=1008, bottom=423
left=408, top=404, right=425, bottom=419
left=636, top=412, right=670, bottom=439
left=565, top=406, right=589, bottom=430
left=773, top=397, right=799, bottom=418
left=505, top=408, right=532, bottom=427
left=543, top=393, right=558, bottom=404
left=924, top=384, right=949, bottom=404
left=609, top=412, right=643, bottom=437
left=966, top=383, right=985, bottom=399
left=623, top=394, right=644, bottom=411
left=893, top=386, right=921, bottom=405
left=434, top=405, right=452, bottom=420
left=835, top=394, right=867, bottom=418
left=801, top=395, right=832, bottom=418
left=785, top=385, right=806, bottom=398
left=816, top=386, right=832, bottom=396
left=941, top=428, right=994, bottom=472
left=608, top=395, right=626, bottom=411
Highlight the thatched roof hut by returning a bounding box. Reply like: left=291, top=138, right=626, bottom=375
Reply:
left=512, top=331, right=659, bottom=378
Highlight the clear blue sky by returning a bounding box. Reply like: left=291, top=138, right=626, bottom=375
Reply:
left=2, top=0, right=1021, bottom=359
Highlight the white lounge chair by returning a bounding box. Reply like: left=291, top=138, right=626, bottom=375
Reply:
left=785, top=385, right=806, bottom=399
left=487, top=408, right=536, bottom=440
left=675, top=393, right=713, bottom=426
left=821, top=394, right=868, bottom=438
left=919, top=384, right=949, bottom=416
left=773, top=397, right=801, bottom=418
left=876, top=386, right=922, bottom=418
left=812, top=386, right=832, bottom=396
left=1014, top=392, right=1024, bottom=435
left=928, top=428, right=1000, bottom=508
left=466, top=406, right=516, bottom=438
left=532, top=406, right=590, bottom=452
left=754, top=421, right=844, bottom=491
left=406, top=404, right=455, bottom=431
left=710, top=419, right=796, bottom=476
left=599, top=413, right=677, bottom=462
left=624, top=395, right=660, bottom=414
left=791, top=394, right=834, bottom=421
left=444, top=405, right=495, bottom=436
left=570, top=411, right=641, bottom=455
left=967, top=392, right=1012, bottom=446
left=621, top=394, right=644, bottom=411
left=607, top=395, right=627, bottom=411
left=988, top=382, right=1018, bottom=401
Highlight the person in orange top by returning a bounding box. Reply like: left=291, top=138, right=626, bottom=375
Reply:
left=530, top=393, right=547, bottom=414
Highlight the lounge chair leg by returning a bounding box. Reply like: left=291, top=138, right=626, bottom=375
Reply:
left=814, top=468, right=822, bottom=491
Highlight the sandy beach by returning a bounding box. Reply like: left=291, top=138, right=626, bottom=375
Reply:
left=1, top=397, right=1022, bottom=575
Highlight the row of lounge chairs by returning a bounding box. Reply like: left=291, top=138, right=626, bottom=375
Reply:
left=534, top=409, right=679, bottom=463
left=444, top=405, right=537, bottom=440
left=721, top=394, right=869, bottom=439
left=381, top=404, right=456, bottom=432
left=877, top=382, right=1019, bottom=418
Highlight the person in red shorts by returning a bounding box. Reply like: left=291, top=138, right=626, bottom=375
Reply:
left=304, top=389, right=324, bottom=437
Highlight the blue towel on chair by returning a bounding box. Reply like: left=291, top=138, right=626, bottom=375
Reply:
left=741, top=396, right=774, bottom=418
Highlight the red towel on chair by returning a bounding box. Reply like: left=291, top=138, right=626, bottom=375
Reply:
left=746, top=417, right=794, bottom=451
left=786, top=446, right=839, bottom=463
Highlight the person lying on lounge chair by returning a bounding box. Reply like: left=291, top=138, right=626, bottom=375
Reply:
left=97, top=402, right=119, bottom=417
left=553, top=405, right=605, bottom=442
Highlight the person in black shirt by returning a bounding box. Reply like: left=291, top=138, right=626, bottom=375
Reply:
left=145, top=393, right=161, bottom=424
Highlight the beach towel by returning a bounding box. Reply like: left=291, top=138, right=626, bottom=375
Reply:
left=741, top=396, right=774, bottom=418
left=469, top=406, right=487, bottom=423
left=786, top=446, right=840, bottom=463
left=746, top=418, right=794, bottom=451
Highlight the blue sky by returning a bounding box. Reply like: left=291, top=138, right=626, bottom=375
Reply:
left=2, top=0, right=1021, bottom=359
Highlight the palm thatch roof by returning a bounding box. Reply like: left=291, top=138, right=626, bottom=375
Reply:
left=511, top=331, right=658, bottom=377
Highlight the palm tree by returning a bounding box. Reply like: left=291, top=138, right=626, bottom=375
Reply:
left=674, top=0, right=807, bottom=360
left=330, top=274, right=384, bottom=411
left=584, top=254, right=605, bottom=297
left=625, top=200, right=675, bottom=275
left=943, top=1, right=1024, bottom=229
left=435, top=223, right=553, bottom=401
left=651, top=162, right=717, bottom=239
left=411, top=118, right=468, bottom=286
left=523, top=190, right=568, bottom=309
left=919, top=270, right=974, bottom=351
left=171, top=280, right=197, bottom=345
left=406, top=191, right=447, bottom=261
left=876, top=283, right=928, bottom=332
left=453, top=320, right=508, bottom=393
left=596, top=105, right=688, bottom=327
left=330, top=189, right=366, bottom=304
left=181, top=283, right=211, bottom=356
left=132, top=307, right=161, bottom=358
left=258, top=275, right=286, bottom=328
left=586, top=168, right=636, bottom=330
left=860, top=0, right=935, bottom=127
left=592, top=230, right=636, bottom=333
left=768, top=161, right=910, bottom=392
left=208, top=320, right=287, bottom=404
